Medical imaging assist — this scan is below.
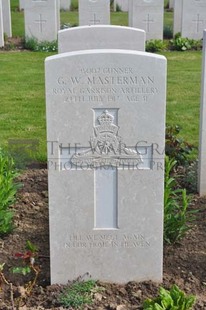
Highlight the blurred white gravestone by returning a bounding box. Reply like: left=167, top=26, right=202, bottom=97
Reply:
left=0, top=0, right=4, bottom=47
left=114, top=0, right=128, bottom=12
left=198, top=30, right=206, bottom=196
left=60, top=0, right=71, bottom=10
left=79, top=0, right=110, bottom=26
left=129, top=0, right=164, bottom=40
left=2, top=0, right=12, bottom=37
left=169, top=0, right=174, bottom=9
left=45, top=49, right=166, bottom=284
left=173, top=0, right=183, bottom=36
left=19, top=0, right=24, bottom=10
left=58, top=25, right=146, bottom=53
left=182, top=0, right=206, bottom=39
left=24, top=0, right=60, bottom=42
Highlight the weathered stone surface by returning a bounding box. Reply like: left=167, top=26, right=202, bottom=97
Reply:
left=58, top=25, right=145, bottom=53
left=45, top=49, right=166, bottom=284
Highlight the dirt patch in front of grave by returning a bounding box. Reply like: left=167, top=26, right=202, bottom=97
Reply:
left=0, top=168, right=206, bottom=309
left=0, top=37, right=25, bottom=52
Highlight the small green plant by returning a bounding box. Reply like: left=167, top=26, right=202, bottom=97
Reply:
left=59, top=280, right=97, bottom=309
left=143, top=284, right=196, bottom=310
left=12, top=241, right=40, bottom=295
left=169, top=33, right=202, bottom=51
left=146, top=40, right=167, bottom=53
left=165, top=125, right=193, bottom=166
left=0, top=148, right=20, bottom=236
left=24, top=37, right=57, bottom=52
left=164, top=156, right=196, bottom=244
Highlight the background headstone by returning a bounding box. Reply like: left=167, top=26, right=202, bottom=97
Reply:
left=79, top=0, right=110, bottom=26
left=46, top=49, right=166, bottom=284
left=181, top=0, right=206, bottom=39
left=0, top=0, right=4, bottom=47
left=173, top=0, right=183, bottom=36
left=114, top=0, right=128, bottom=12
left=24, top=0, right=60, bottom=42
left=58, top=25, right=146, bottom=53
left=169, top=0, right=174, bottom=9
left=198, top=30, right=206, bottom=195
left=60, top=0, right=71, bottom=10
left=129, top=0, right=164, bottom=40
left=19, top=0, right=24, bottom=10
left=2, top=0, right=12, bottom=37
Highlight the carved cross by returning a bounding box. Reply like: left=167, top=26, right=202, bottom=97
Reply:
left=59, top=109, right=152, bottom=230
left=143, top=14, right=154, bottom=32
left=192, top=13, right=204, bottom=33
left=35, top=14, right=47, bottom=33
left=89, top=13, right=101, bottom=25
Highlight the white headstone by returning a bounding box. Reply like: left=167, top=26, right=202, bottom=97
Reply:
left=129, top=0, right=164, bottom=40
left=2, top=0, right=12, bottom=37
left=182, top=0, right=206, bottom=39
left=19, top=0, right=24, bottom=10
left=58, top=25, right=146, bottom=53
left=60, top=0, right=71, bottom=10
left=198, top=30, right=206, bottom=196
left=46, top=49, right=166, bottom=284
left=114, top=0, right=129, bottom=12
left=173, top=0, right=183, bottom=36
left=79, top=0, right=110, bottom=26
left=169, top=0, right=174, bottom=9
left=0, top=0, right=4, bottom=47
left=24, top=0, right=60, bottom=42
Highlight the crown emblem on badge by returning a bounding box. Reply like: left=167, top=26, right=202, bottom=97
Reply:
left=95, top=110, right=119, bottom=136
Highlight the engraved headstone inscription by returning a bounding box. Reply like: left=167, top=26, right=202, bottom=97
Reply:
left=0, top=0, right=4, bottom=47
left=129, top=0, right=164, bottom=40
left=2, top=0, right=12, bottom=37
left=198, top=30, right=206, bottom=195
left=79, top=0, right=110, bottom=26
left=24, top=0, right=60, bottom=42
left=58, top=25, right=146, bottom=53
left=182, top=0, right=206, bottom=39
left=46, top=49, right=167, bottom=284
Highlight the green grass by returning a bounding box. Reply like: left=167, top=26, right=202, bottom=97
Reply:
left=0, top=6, right=201, bottom=161
left=0, top=51, right=201, bottom=161
left=164, top=51, right=201, bottom=147
left=0, top=52, right=51, bottom=161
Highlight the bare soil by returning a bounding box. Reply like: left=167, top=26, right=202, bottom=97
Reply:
left=0, top=169, right=206, bottom=309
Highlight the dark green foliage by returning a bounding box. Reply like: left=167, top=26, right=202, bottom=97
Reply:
left=164, top=157, right=197, bottom=244
left=164, top=25, right=173, bottom=39
left=70, top=0, right=78, bottom=11
left=143, top=285, right=196, bottom=309
left=0, top=149, right=20, bottom=236
left=170, top=33, right=202, bottom=51
left=24, top=37, right=57, bottom=52
left=165, top=125, right=193, bottom=166
left=146, top=40, right=166, bottom=53
left=59, top=280, right=96, bottom=309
